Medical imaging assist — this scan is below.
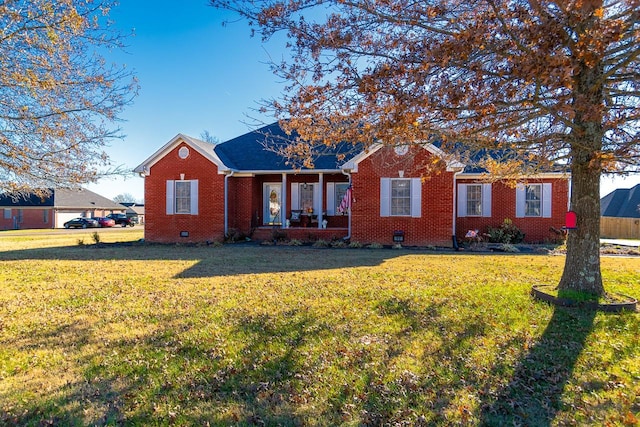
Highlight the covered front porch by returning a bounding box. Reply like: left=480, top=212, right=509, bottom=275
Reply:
left=245, top=171, right=352, bottom=232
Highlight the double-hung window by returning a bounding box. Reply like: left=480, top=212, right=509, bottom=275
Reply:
left=166, top=180, right=199, bottom=215
left=175, top=181, right=192, bottom=214
left=391, top=179, right=411, bottom=216
left=457, top=183, right=492, bottom=217
left=466, top=185, right=483, bottom=216
left=525, top=185, right=542, bottom=217
left=299, top=184, right=314, bottom=212
left=291, top=183, right=320, bottom=213
left=516, top=183, right=552, bottom=218
left=380, top=178, right=422, bottom=217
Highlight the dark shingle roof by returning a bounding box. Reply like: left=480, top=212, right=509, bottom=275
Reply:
left=0, top=192, right=54, bottom=207
left=0, top=188, right=124, bottom=210
left=601, top=184, right=640, bottom=218
left=214, top=122, right=354, bottom=171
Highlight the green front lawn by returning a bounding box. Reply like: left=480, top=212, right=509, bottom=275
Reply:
left=0, top=231, right=638, bottom=425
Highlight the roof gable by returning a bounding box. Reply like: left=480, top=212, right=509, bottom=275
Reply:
left=601, top=184, right=640, bottom=218
left=137, top=123, right=567, bottom=178
left=342, top=142, right=465, bottom=172
left=134, top=134, right=226, bottom=174
left=54, top=188, right=125, bottom=209
left=214, top=122, right=353, bottom=172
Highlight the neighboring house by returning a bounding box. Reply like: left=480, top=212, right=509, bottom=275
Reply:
left=600, top=184, right=640, bottom=239
left=134, top=123, right=570, bottom=246
left=121, top=202, right=145, bottom=224
left=0, top=188, right=126, bottom=230
left=601, top=184, right=640, bottom=218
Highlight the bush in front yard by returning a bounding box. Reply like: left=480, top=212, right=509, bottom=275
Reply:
left=487, top=218, right=525, bottom=244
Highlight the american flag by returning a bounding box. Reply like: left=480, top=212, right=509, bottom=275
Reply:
left=338, top=185, right=352, bottom=214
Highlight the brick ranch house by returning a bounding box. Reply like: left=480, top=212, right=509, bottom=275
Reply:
left=0, top=188, right=126, bottom=230
left=134, top=123, right=570, bottom=246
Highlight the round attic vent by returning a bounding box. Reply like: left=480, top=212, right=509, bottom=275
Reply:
left=178, top=146, right=190, bottom=159
left=394, top=145, right=409, bottom=156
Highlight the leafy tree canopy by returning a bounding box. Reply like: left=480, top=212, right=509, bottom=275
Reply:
left=212, top=0, right=639, bottom=296
left=0, top=0, right=137, bottom=196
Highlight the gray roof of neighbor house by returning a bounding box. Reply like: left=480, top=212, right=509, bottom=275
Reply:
left=214, top=122, right=358, bottom=171
left=0, top=188, right=125, bottom=210
left=121, top=203, right=145, bottom=215
left=601, top=184, right=640, bottom=218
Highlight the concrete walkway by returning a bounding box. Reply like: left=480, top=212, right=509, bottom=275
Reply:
left=601, top=238, right=640, bottom=247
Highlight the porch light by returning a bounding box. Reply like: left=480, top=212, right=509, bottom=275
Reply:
left=302, top=182, right=308, bottom=189
left=393, top=230, right=405, bottom=243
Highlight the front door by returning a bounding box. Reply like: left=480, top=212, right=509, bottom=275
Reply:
left=263, top=183, right=282, bottom=225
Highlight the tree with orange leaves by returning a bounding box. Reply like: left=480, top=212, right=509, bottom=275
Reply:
left=0, top=0, right=137, bottom=197
left=211, top=0, right=639, bottom=297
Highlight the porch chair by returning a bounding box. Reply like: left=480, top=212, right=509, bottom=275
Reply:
left=289, top=210, right=302, bottom=227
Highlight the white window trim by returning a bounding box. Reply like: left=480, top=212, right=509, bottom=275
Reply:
left=516, top=183, right=552, bottom=218
left=380, top=177, right=421, bottom=218
left=166, top=179, right=198, bottom=215
left=291, top=182, right=320, bottom=213
left=457, top=183, right=492, bottom=217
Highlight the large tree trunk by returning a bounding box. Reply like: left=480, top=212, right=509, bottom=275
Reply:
left=558, top=3, right=605, bottom=297
left=558, top=157, right=604, bottom=296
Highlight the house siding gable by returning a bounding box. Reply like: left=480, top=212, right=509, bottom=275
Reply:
left=145, top=142, right=226, bottom=243
left=351, top=145, right=455, bottom=246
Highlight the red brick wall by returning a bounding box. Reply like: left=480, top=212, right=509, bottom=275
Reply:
left=456, top=179, right=569, bottom=243
left=228, top=176, right=256, bottom=233
left=144, top=142, right=226, bottom=243
left=351, top=146, right=456, bottom=246
left=0, top=208, right=54, bottom=230
left=143, top=140, right=569, bottom=245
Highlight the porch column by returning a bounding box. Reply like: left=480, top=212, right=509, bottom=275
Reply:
left=318, top=173, right=323, bottom=228
left=281, top=173, right=287, bottom=228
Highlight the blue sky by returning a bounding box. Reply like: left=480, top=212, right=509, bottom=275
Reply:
left=87, top=1, right=639, bottom=201
left=87, top=1, right=285, bottom=200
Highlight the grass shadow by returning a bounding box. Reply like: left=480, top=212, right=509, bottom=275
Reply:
left=0, top=242, right=409, bottom=279
left=480, top=305, right=597, bottom=426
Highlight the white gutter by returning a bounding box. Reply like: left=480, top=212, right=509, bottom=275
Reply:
left=341, top=169, right=352, bottom=240
left=459, top=172, right=569, bottom=179
left=227, top=168, right=342, bottom=176
left=224, top=170, right=235, bottom=237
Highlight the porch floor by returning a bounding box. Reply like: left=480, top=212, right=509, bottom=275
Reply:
left=251, top=226, right=349, bottom=242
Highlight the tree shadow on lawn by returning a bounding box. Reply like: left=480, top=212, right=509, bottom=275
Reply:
left=1, top=319, right=130, bottom=425
left=0, top=242, right=431, bottom=279
left=480, top=306, right=596, bottom=426
left=1, top=308, right=337, bottom=426
left=1, top=291, right=599, bottom=425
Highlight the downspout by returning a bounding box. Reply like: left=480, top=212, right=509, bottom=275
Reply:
left=281, top=173, right=287, bottom=228
left=342, top=169, right=352, bottom=240
left=452, top=169, right=463, bottom=250
left=224, top=170, right=235, bottom=237
left=317, top=172, right=323, bottom=228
